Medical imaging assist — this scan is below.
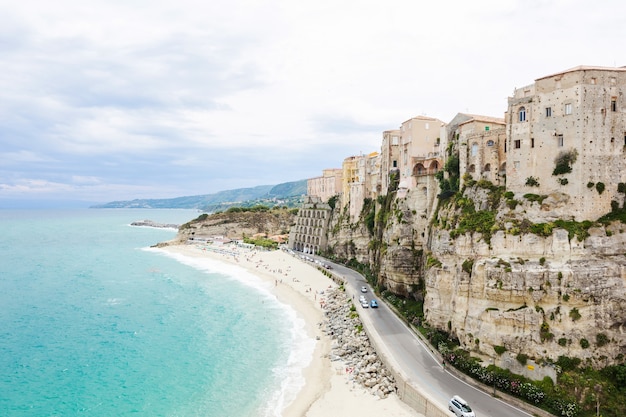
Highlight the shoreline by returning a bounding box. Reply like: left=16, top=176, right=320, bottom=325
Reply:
left=157, top=242, right=421, bottom=417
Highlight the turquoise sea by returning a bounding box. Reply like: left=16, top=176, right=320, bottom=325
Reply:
left=0, top=209, right=312, bottom=417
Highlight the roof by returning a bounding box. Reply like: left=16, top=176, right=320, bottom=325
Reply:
left=457, top=114, right=505, bottom=126
left=536, top=65, right=626, bottom=81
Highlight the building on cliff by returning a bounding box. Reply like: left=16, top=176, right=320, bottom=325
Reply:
left=380, top=129, right=401, bottom=195
left=505, top=65, right=626, bottom=221
left=340, top=152, right=381, bottom=221
left=288, top=195, right=332, bottom=255
left=457, top=115, right=506, bottom=185
left=307, top=168, right=342, bottom=203
left=397, top=116, right=445, bottom=193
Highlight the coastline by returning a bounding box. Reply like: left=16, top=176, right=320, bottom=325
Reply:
left=157, top=242, right=421, bottom=417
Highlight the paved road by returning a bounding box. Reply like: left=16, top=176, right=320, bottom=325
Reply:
left=317, top=257, right=533, bottom=417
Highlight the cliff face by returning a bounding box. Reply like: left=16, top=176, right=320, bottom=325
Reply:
left=326, top=181, right=626, bottom=368
left=169, top=209, right=295, bottom=243
left=426, top=184, right=626, bottom=368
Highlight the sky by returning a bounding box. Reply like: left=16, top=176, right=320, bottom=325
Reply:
left=0, top=0, right=624, bottom=206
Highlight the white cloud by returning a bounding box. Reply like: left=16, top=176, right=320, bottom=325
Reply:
left=0, top=0, right=624, bottom=203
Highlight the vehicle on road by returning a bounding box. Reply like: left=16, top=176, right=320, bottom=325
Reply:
left=370, top=300, right=378, bottom=308
left=448, top=395, right=475, bottom=417
left=359, top=295, right=367, bottom=303
left=360, top=286, right=368, bottom=293
left=361, top=301, right=369, bottom=308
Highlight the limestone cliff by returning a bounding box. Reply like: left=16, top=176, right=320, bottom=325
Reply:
left=160, top=208, right=295, bottom=245
left=325, top=180, right=626, bottom=369
left=425, top=182, right=626, bottom=368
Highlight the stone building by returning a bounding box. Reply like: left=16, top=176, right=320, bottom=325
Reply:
left=380, top=129, right=401, bottom=195
left=457, top=115, right=506, bottom=184
left=288, top=195, right=331, bottom=254
left=397, top=116, right=445, bottom=191
left=506, top=65, right=626, bottom=221
left=307, top=168, right=342, bottom=203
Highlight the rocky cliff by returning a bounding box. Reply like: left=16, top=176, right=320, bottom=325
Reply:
left=325, top=180, right=626, bottom=369
left=160, top=208, right=295, bottom=245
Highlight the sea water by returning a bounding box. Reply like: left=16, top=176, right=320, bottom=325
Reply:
left=0, top=209, right=312, bottom=417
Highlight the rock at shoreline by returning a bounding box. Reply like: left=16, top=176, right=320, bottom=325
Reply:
left=130, top=220, right=180, bottom=229
left=321, top=288, right=396, bottom=399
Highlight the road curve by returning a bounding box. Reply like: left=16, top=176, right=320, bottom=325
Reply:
left=316, top=257, right=533, bottom=417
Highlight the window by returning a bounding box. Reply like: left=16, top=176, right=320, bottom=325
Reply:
left=514, top=161, right=520, bottom=169
left=611, top=99, right=617, bottom=112
left=485, top=126, right=490, bottom=131
left=486, top=140, right=494, bottom=147
left=392, top=136, right=398, bottom=145
left=565, top=103, right=572, bottom=115
left=392, top=160, right=397, bottom=168
left=514, top=140, right=521, bottom=149
left=546, top=107, right=552, bottom=117
left=558, top=134, right=564, bottom=147
left=519, top=107, right=526, bottom=122
left=425, top=123, right=429, bottom=130
left=531, top=138, right=535, bottom=148
left=471, top=143, right=478, bottom=156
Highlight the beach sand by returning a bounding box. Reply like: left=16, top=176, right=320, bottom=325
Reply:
left=160, top=243, right=421, bottom=417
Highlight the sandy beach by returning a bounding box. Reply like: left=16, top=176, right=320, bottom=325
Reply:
left=160, top=242, right=421, bottom=417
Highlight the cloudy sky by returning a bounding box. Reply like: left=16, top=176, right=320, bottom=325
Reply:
left=0, top=0, right=623, bottom=206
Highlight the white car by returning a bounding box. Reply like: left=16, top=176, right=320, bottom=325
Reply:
left=360, top=286, right=368, bottom=293
left=361, top=301, right=369, bottom=308
left=448, top=395, right=475, bottom=417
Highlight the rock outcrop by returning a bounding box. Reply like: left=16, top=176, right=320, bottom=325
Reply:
left=324, top=182, right=626, bottom=371
left=321, top=288, right=396, bottom=398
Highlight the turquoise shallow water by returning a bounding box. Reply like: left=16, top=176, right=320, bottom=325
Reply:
left=0, top=209, right=307, bottom=417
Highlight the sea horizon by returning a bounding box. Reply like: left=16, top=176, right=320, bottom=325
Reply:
left=0, top=208, right=311, bottom=416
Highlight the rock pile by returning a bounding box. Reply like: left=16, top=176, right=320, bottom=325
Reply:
left=321, top=288, right=396, bottom=399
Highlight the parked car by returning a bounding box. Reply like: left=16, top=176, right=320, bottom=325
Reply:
left=448, top=395, right=475, bottom=417
left=359, top=295, right=367, bottom=303
left=370, top=300, right=378, bottom=308
left=360, top=286, right=368, bottom=293
left=361, top=301, right=369, bottom=308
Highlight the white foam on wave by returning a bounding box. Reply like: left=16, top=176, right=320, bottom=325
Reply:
left=145, top=246, right=317, bottom=417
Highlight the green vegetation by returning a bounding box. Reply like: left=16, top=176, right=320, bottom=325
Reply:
left=540, top=321, right=554, bottom=342
left=462, top=259, right=474, bottom=274
left=494, top=345, right=507, bottom=355
left=580, top=338, right=590, bottom=349
left=524, top=193, right=548, bottom=204
left=516, top=353, right=529, bottom=365
left=569, top=307, right=581, bottom=321
left=553, top=149, right=578, bottom=176
left=426, top=255, right=442, bottom=269
left=527, top=219, right=594, bottom=241
left=525, top=176, right=540, bottom=187
left=596, top=182, right=606, bottom=194
left=243, top=236, right=278, bottom=250
left=596, top=333, right=609, bottom=347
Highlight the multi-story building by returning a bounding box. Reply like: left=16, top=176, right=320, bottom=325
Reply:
left=397, top=116, right=445, bottom=193
left=307, top=168, right=342, bottom=203
left=506, top=65, right=626, bottom=221
left=380, top=129, right=401, bottom=195
left=457, top=115, right=506, bottom=185
left=288, top=195, right=332, bottom=255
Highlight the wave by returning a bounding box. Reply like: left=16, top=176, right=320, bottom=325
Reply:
left=145, top=246, right=316, bottom=417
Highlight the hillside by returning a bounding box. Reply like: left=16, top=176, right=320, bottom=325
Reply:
left=91, top=180, right=307, bottom=210
left=158, top=207, right=297, bottom=245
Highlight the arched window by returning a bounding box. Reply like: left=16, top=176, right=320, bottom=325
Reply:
left=486, top=140, right=495, bottom=147
left=519, top=107, right=526, bottom=122
left=484, top=163, right=491, bottom=172
left=468, top=164, right=476, bottom=173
